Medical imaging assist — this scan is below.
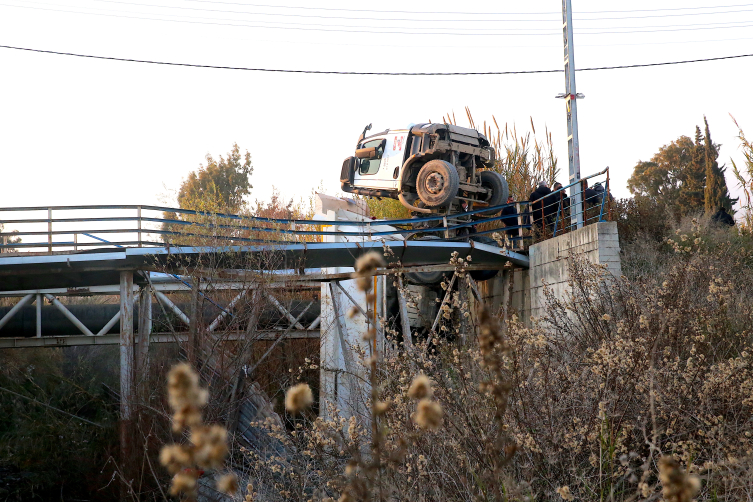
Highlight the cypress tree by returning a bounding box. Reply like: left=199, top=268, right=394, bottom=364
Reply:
left=703, top=116, right=736, bottom=213
left=678, top=125, right=706, bottom=214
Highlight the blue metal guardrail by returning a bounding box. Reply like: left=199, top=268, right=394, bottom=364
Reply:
left=0, top=169, right=611, bottom=252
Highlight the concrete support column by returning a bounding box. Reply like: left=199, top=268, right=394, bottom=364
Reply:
left=137, top=286, right=152, bottom=375
left=119, top=271, right=135, bottom=493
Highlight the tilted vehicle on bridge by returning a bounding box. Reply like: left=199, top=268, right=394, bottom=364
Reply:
left=340, top=123, right=509, bottom=216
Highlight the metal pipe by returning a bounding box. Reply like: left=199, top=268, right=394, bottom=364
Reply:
left=153, top=291, right=190, bottom=325
left=398, top=192, right=432, bottom=214
left=0, top=294, right=34, bottom=331
left=44, top=294, right=94, bottom=336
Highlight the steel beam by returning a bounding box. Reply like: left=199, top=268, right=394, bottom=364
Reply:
left=97, top=310, right=121, bottom=336
left=35, top=294, right=42, bottom=337
left=44, top=294, right=95, bottom=336
left=153, top=291, right=190, bottom=325
left=264, top=292, right=305, bottom=330
left=0, top=330, right=319, bottom=349
left=0, top=294, right=34, bottom=331
left=207, top=288, right=246, bottom=332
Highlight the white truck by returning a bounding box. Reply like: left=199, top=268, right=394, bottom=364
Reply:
left=340, top=123, right=508, bottom=216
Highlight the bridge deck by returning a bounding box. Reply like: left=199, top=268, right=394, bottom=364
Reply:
left=0, top=239, right=529, bottom=292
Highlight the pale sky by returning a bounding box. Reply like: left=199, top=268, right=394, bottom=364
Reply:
left=1, top=0, right=752, bottom=212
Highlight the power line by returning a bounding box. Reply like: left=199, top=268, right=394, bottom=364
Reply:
left=182, top=0, right=753, bottom=16
left=1, top=45, right=751, bottom=75
left=82, top=0, right=753, bottom=22
left=3, top=2, right=753, bottom=36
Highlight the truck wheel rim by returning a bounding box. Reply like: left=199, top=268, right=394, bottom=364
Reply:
left=425, top=172, right=445, bottom=194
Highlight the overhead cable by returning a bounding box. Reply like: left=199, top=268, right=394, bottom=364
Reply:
left=83, top=0, right=753, bottom=22
left=3, top=2, right=753, bottom=36
left=1, top=45, right=751, bottom=75
left=181, top=0, right=753, bottom=16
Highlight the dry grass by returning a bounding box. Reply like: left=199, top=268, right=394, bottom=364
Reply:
left=239, top=220, right=753, bottom=501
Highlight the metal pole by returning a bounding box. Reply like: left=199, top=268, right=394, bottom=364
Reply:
left=36, top=294, right=42, bottom=337
left=137, top=286, right=152, bottom=373
left=562, top=0, right=584, bottom=229
left=137, top=206, right=142, bottom=247
left=119, top=270, right=135, bottom=493
left=48, top=208, right=52, bottom=253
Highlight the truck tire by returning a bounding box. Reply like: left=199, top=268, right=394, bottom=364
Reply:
left=416, top=160, right=460, bottom=208
left=478, top=171, right=509, bottom=216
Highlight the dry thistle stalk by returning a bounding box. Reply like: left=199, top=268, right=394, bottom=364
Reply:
left=160, top=363, right=234, bottom=500
left=285, top=382, right=314, bottom=414
left=352, top=251, right=386, bottom=292
left=658, top=456, right=700, bottom=502
left=414, top=399, right=443, bottom=431
left=407, top=374, right=433, bottom=399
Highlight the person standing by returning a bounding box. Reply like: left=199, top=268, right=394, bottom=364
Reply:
left=500, top=195, right=520, bottom=238
left=529, top=181, right=551, bottom=232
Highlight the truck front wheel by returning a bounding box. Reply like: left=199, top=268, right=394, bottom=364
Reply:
left=416, top=160, right=460, bottom=208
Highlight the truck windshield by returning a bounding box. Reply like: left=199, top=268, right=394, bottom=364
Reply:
left=359, top=139, right=384, bottom=175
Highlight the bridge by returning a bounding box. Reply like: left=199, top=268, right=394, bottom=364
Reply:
left=0, top=172, right=613, bottom=489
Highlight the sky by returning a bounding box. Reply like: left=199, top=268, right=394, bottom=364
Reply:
left=0, top=0, right=752, bottom=214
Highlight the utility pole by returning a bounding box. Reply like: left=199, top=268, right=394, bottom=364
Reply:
left=557, top=0, right=585, bottom=229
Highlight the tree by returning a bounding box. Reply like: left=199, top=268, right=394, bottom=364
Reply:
left=177, top=143, right=253, bottom=213
left=677, top=126, right=706, bottom=214
left=628, top=118, right=737, bottom=218
left=627, top=135, right=695, bottom=216
left=702, top=116, right=736, bottom=213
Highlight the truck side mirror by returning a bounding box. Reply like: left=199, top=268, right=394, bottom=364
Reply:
left=355, top=147, right=377, bottom=159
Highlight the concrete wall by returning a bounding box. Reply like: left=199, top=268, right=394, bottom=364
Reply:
left=479, top=221, right=621, bottom=321
left=529, top=221, right=621, bottom=318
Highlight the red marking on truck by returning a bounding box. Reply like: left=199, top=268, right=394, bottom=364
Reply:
left=393, top=136, right=404, bottom=151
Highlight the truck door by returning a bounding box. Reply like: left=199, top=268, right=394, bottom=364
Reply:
left=353, top=133, right=404, bottom=190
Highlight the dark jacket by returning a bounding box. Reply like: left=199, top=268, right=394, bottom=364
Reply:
left=584, top=187, right=599, bottom=206
left=501, top=203, right=520, bottom=236
left=529, top=186, right=551, bottom=223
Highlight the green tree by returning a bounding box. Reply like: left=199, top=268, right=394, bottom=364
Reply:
left=627, top=135, right=695, bottom=215
left=702, top=116, right=736, bottom=213
left=177, top=143, right=253, bottom=213
left=162, top=144, right=253, bottom=244
left=677, top=126, right=706, bottom=214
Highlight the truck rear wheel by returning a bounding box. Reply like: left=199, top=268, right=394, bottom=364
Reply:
left=416, top=160, right=460, bottom=208
left=478, top=170, right=509, bottom=216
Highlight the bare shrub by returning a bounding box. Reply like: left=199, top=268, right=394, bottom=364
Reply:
left=241, top=221, right=752, bottom=501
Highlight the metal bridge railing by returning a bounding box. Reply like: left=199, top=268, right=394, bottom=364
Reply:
left=0, top=169, right=611, bottom=253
